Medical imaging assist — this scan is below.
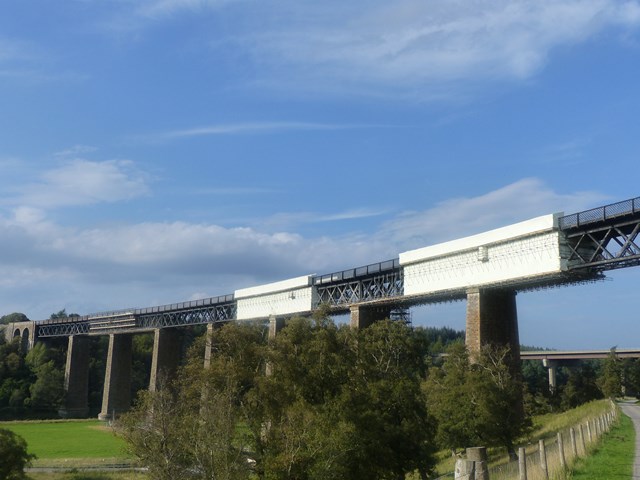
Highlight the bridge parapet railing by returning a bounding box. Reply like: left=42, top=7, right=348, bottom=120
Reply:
left=312, top=258, right=400, bottom=286
left=134, top=294, right=234, bottom=315
left=559, top=196, right=640, bottom=229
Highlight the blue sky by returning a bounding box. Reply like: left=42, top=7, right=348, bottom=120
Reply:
left=1, top=0, right=640, bottom=349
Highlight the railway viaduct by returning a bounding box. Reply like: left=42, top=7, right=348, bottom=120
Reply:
left=4, top=196, right=640, bottom=419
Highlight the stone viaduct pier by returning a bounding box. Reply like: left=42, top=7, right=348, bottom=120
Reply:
left=4, top=196, right=640, bottom=419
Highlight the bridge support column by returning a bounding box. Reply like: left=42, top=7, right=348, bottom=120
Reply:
left=465, top=288, right=521, bottom=367
left=350, top=305, right=392, bottom=329
left=543, top=359, right=558, bottom=394
left=59, top=335, right=90, bottom=418
left=99, top=334, right=132, bottom=421
left=269, top=316, right=285, bottom=339
left=204, top=323, right=215, bottom=368
left=149, top=328, right=182, bottom=392
left=265, top=316, right=285, bottom=376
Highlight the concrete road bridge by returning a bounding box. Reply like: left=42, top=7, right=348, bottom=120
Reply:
left=522, top=349, right=640, bottom=392
left=4, top=195, right=640, bottom=419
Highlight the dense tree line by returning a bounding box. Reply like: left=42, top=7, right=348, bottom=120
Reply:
left=0, top=311, right=158, bottom=419
left=118, top=314, right=530, bottom=480
left=119, top=314, right=438, bottom=479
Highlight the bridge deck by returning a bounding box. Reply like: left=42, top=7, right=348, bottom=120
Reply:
left=33, top=196, right=640, bottom=338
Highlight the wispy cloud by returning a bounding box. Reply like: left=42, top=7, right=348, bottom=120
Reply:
left=238, top=0, right=640, bottom=95
left=140, top=121, right=385, bottom=142
left=381, top=178, right=609, bottom=249
left=95, top=0, right=640, bottom=97
left=135, top=0, right=237, bottom=19
left=259, top=208, right=390, bottom=230
left=54, top=145, right=98, bottom=158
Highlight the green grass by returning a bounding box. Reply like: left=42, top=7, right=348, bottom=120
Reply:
left=28, top=473, right=147, bottom=480
left=529, top=400, right=613, bottom=440
left=0, top=419, right=131, bottom=463
left=432, top=399, right=615, bottom=476
left=565, top=410, right=635, bottom=479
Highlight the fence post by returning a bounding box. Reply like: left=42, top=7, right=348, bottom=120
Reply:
left=466, top=447, right=489, bottom=480
left=595, top=418, right=601, bottom=437
left=557, top=432, right=566, bottom=469
left=586, top=422, right=592, bottom=443
left=518, top=447, right=528, bottom=480
left=578, top=424, right=586, bottom=455
left=539, top=439, right=549, bottom=480
left=454, top=458, right=474, bottom=480
left=570, top=428, right=578, bottom=459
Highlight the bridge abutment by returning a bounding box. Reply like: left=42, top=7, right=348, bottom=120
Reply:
left=349, top=305, right=392, bottom=329
left=59, top=335, right=90, bottom=418
left=99, top=333, right=133, bottom=420
left=149, top=328, right=182, bottom=392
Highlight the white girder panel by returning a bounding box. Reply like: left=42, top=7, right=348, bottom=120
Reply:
left=400, top=214, right=567, bottom=296
left=235, top=275, right=318, bottom=320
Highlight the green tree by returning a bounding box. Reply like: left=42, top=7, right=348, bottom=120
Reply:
left=473, top=346, right=530, bottom=459
left=425, top=343, right=479, bottom=453
left=119, top=318, right=438, bottom=480
left=118, top=324, right=262, bottom=480
left=598, top=348, right=623, bottom=398
left=426, top=344, right=529, bottom=460
left=560, top=362, right=602, bottom=410
left=49, top=309, right=80, bottom=319
left=0, top=313, right=29, bottom=325
left=0, top=428, right=36, bottom=479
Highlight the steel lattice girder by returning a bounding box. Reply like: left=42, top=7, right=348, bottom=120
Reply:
left=37, top=322, right=89, bottom=337
left=317, top=271, right=403, bottom=306
left=137, top=303, right=236, bottom=329
left=565, top=218, right=640, bottom=270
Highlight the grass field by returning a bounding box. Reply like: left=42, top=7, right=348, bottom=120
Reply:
left=565, top=409, right=635, bottom=479
left=0, top=419, right=131, bottom=463
left=432, top=399, right=615, bottom=476
left=28, top=473, right=148, bottom=480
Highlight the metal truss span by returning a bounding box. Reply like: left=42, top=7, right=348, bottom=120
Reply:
left=559, top=196, right=640, bottom=271
left=37, top=318, right=89, bottom=337
left=136, top=302, right=236, bottom=330
left=313, top=259, right=403, bottom=308
left=36, top=295, right=236, bottom=337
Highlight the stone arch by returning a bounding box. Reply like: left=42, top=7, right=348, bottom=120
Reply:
left=21, top=328, right=30, bottom=352
left=13, top=328, right=21, bottom=340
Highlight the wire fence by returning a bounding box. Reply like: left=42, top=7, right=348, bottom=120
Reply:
left=443, top=402, right=618, bottom=480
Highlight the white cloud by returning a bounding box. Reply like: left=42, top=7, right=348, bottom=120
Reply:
left=237, top=0, right=640, bottom=94
left=7, top=159, right=150, bottom=209
left=0, top=174, right=613, bottom=317
left=97, top=0, right=640, bottom=96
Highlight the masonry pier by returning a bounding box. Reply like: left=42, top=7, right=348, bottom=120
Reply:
left=99, top=334, right=133, bottom=420
left=349, top=304, right=392, bottom=329
left=59, top=335, right=90, bottom=418
left=149, top=328, right=183, bottom=392
left=465, top=288, right=521, bottom=370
